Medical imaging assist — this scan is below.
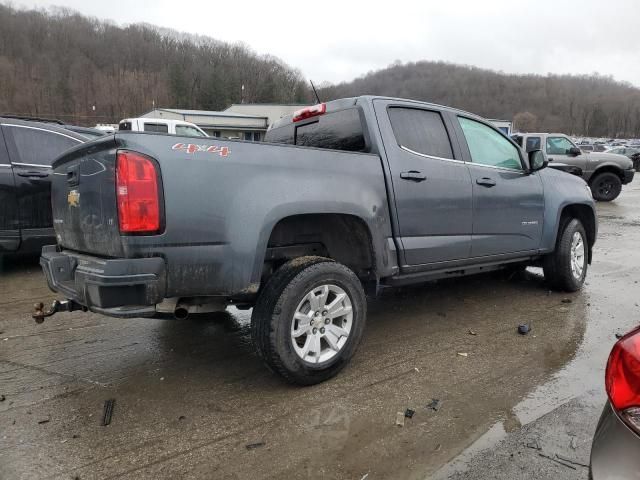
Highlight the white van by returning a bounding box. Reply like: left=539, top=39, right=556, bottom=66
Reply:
left=119, top=118, right=208, bottom=137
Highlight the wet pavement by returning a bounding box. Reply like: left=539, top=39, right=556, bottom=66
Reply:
left=1, top=179, right=639, bottom=480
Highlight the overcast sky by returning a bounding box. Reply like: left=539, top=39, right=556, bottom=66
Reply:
left=13, top=0, right=640, bottom=86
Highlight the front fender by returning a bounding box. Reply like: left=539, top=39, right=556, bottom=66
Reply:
left=539, top=168, right=596, bottom=253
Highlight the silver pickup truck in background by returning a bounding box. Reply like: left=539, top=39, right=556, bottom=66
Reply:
left=39, top=96, right=596, bottom=384
left=512, top=132, right=635, bottom=201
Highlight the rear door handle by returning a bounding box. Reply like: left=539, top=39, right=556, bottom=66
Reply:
left=476, top=177, right=496, bottom=187
left=400, top=171, right=427, bottom=182
left=17, top=171, right=49, bottom=178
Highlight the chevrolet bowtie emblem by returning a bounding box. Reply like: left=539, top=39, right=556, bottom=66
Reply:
left=67, top=189, right=80, bottom=208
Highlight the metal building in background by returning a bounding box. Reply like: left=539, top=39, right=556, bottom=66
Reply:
left=140, top=104, right=308, bottom=140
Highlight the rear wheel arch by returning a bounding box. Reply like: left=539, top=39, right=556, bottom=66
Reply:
left=258, top=213, right=377, bottom=287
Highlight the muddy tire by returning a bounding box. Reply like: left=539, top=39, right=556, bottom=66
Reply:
left=543, top=218, right=588, bottom=292
left=590, top=172, right=622, bottom=201
left=251, top=256, right=366, bottom=385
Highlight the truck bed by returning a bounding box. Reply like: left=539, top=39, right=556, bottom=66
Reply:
left=49, top=132, right=394, bottom=301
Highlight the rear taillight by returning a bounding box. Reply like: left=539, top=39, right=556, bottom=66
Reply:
left=292, top=103, right=326, bottom=122
left=116, top=150, right=161, bottom=234
left=606, top=327, right=640, bottom=432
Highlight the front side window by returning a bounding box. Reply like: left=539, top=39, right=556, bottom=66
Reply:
left=5, top=126, right=81, bottom=166
left=175, top=125, right=205, bottom=137
left=388, top=107, right=453, bottom=159
left=143, top=123, right=169, bottom=133
left=525, top=136, right=541, bottom=152
left=458, top=117, right=522, bottom=170
left=546, top=136, right=575, bottom=155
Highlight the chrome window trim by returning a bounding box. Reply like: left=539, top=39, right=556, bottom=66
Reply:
left=0, top=163, right=11, bottom=167
left=11, top=162, right=51, bottom=168
left=1, top=123, right=83, bottom=143
left=467, top=161, right=527, bottom=175
left=400, top=145, right=465, bottom=164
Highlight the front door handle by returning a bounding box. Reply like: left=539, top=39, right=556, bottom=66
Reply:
left=17, top=171, right=49, bottom=178
left=548, top=157, right=554, bottom=162
left=400, top=171, right=427, bottom=182
left=476, top=177, right=496, bottom=187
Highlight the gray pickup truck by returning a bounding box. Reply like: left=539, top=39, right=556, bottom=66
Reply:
left=512, top=133, right=635, bottom=201
left=39, top=96, right=597, bottom=384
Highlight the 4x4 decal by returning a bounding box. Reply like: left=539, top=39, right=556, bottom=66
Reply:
left=172, top=143, right=229, bottom=157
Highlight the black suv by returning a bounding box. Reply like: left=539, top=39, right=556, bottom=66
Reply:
left=0, top=118, right=87, bottom=255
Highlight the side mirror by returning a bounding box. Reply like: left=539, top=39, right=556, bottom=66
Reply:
left=568, top=147, right=582, bottom=156
left=528, top=149, right=548, bottom=172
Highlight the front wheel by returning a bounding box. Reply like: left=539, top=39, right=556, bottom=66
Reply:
left=590, top=172, right=622, bottom=201
left=543, top=218, right=588, bottom=292
left=251, top=257, right=366, bottom=385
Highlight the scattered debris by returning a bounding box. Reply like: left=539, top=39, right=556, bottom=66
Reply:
left=518, top=324, right=530, bottom=335
left=37, top=418, right=50, bottom=425
left=561, top=298, right=573, bottom=304
left=538, top=452, right=577, bottom=470
left=468, top=329, right=477, bottom=336
left=556, top=453, right=589, bottom=468
left=414, top=367, right=420, bottom=373
left=524, top=439, right=541, bottom=450
left=360, top=474, right=369, bottom=480
left=395, top=411, right=405, bottom=426
left=570, top=436, right=578, bottom=450
left=615, top=332, right=624, bottom=339
left=160, top=377, right=165, bottom=381
left=457, top=352, right=468, bottom=357
left=434, top=444, right=442, bottom=452
left=178, top=415, right=186, bottom=421
left=427, top=399, right=442, bottom=412
left=0, top=394, right=5, bottom=402
left=404, top=409, right=415, bottom=419
left=101, top=399, right=116, bottom=426
left=245, top=442, right=265, bottom=450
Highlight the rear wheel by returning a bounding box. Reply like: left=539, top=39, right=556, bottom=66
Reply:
left=590, top=172, right=622, bottom=201
left=251, top=256, right=366, bottom=385
left=543, top=218, right=588, bottom=292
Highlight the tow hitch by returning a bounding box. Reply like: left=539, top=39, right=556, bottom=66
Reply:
left=32, top=300, right=87, bottom=324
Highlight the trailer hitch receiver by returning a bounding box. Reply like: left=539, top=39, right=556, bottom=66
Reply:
left=32, top=300, right=87, bottom=324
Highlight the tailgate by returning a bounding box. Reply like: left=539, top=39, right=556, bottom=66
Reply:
left=51, top=136, right=125, bottom=257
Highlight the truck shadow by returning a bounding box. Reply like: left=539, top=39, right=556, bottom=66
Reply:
left=0, top=253, right=41, bottom=275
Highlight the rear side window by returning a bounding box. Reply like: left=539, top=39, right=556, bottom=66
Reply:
left=388, top=107, right=453, bottom=159
left=265, top=107, right=366, bottom=152
left=295, top=108, right=365, bottom=151
left=4, top=126, right=81, bottom=166
left=119, top=121, right=132, bottom=131
left=525, top=136, right=541, bottom=152
left=143, top=123, right=169, bottom=133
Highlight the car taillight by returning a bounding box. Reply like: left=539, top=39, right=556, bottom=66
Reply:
left=116, top=150, right=161, bottom=234
left=292, top=103, right=326, bottom=122
left=606, top=327, right=640, bottom=432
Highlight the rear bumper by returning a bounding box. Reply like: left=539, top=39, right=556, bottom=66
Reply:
left=623, top=168, right=635, bottom=184
left=590, top=401, right=640, bottom=479
left=40, top=245, right=166, bottom=318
